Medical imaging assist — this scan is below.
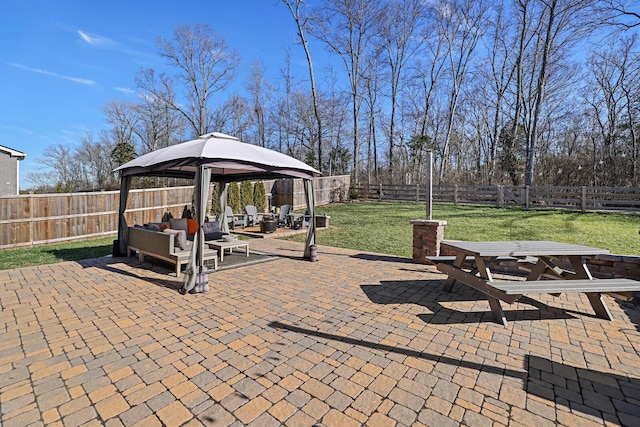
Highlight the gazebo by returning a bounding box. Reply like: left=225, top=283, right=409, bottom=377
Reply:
left=114, top=132, right=321, bottom=293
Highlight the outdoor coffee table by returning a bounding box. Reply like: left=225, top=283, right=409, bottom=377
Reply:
left=207, top=239, right=250, bottom=262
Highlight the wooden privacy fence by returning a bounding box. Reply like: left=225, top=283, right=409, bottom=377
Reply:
left=356, top=183, right=640, bottom=211
left=0, top=175, right=350, bottom=249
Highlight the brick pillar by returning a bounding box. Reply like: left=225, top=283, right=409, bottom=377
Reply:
left=410, top=219, right=447, bottom=263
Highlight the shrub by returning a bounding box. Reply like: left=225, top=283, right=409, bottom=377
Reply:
left=254, top=181, right=267, bottom=212
left=228, top=182, right=241, bottom=213
left=349, top=182, right=358, bottom=200
left=240, top=181, right=253, bottom=209
left=210, top=183, right=222, bottom=217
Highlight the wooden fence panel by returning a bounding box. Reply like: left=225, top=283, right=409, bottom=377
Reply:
left=587, top=187, right=640, bottom=210
left=355, top=183, right=640, bottom=213
left=0, top=175, right=350, bottom=249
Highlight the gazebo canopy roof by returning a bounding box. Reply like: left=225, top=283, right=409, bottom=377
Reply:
left=114, top=132, right=321, bottom=182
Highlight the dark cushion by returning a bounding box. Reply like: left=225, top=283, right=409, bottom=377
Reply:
left=204, top=231, right=227, bottom=241
left=195, top=221, right=228, bottom=241
left=203, top=221, right=221, bottom=234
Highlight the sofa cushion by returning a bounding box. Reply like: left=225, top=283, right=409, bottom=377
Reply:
left=163, top=228, right=186, bottom=250
left=170, top=218, right=189, bottom=234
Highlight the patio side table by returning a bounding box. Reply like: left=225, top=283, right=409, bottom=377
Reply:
left=207, top=240, right=250, bottom=262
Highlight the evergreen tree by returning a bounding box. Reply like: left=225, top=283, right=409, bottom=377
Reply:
left=240, top=181, right=253, bottom=209
left=254, top=181, right=267, bottom=212
left=228, top=182, right=241, bottom=213
left=210, top=183, right=222, bottom=217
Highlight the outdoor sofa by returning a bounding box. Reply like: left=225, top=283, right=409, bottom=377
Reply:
left=126, top=219, right=228, bottom=276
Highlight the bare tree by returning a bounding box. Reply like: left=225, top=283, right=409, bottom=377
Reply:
left=273, top=49, right=296, bottom=154
left=323, top=67, right=351, bottom=176
left=433, top=0, right=490, bottom=181
left=245, top=60, right=271, bottom=147
left=311, top=0, right=382, bottom=183
left=585, top=33, right=640, bottom=185
left=134, top=69, right=186, bottom=153
left=76, top=131, right=117, bottom=190
left=595, top=0, right=640, bottom=29
left=522, top=0, right=599, bottom=185
left=103, top=101, right=137, bottom=149
left=362, top=67, right=381, bottom=184
left=212, top=95, right=251, bottom=138
left=26, top=171, right=57, bottom=193
left=154, top=23, right=241, bottom=137
left=377, top=0, right=425, bottom=183
left=282, top=0, right=324, bottom=172
left=37, top=144, right=74, bottom=190
left=481, top=2, right=517, bottom=183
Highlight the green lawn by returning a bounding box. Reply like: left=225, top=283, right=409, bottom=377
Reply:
left=287, top=202, right=640, bottom=258
left=1, top=202, right=639, bottom=270
left=0, top=236, right=115, bottom=270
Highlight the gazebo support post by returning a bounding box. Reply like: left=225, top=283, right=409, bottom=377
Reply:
left=115, top=175, right=131, bottom=257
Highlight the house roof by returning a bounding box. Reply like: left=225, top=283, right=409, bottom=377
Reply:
left=0, top=145, right=26, bottom=159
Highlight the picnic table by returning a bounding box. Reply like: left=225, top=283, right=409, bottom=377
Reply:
left=436, top=240, right=640, bottom=326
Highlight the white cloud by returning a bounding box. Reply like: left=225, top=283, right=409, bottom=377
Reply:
left=9, top=62, right=96, bottom=86
left=76, top=28, right=159, bottom=64
left=77, top=30, right=115, bottom=48
left=115, top=87, right=135, bottom=95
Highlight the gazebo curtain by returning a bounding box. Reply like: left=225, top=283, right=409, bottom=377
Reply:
left=303, top=178, right=316, bottom=259
left=180, top=166, right=212, bottom=294
left=219, top=183, right=230, bottom=234
left=116, top=175, right=131, bottom=256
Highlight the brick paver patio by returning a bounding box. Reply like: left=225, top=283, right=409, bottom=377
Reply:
left=1, top=238, right=639, bottom=426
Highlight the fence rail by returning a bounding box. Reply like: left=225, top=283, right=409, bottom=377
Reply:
left=0, top=175, right=350, bottom=250
left=356, top=183, right=640, bottom=211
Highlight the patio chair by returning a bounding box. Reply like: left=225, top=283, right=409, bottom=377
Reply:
left=225, top=206, right=245, bottom=229
left=244, top=205, right=262, bottom=227
left=277, top=204, right=292, bottom=227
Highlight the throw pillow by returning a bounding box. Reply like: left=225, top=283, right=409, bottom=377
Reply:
left=203, top=221, right=220, bottom=234
left=187, top=219, right=198, bottom=235
left=163, top=228, right=186, bottom=250
left=169, top=218, right=189, bottom=234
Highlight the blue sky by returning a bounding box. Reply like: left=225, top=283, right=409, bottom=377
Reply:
left=1, top=0, right=323, bottom=190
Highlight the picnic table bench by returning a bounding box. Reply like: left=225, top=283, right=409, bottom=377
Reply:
left=437, top=240, right=640, bottom=326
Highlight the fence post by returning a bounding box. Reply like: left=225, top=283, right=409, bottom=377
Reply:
left=581, top=186, right=587, bottom=212
left=28, top=193, right=33, bottom=245
left=454, top=185, right=458, bottom=205
left=525, top=185, right=530, bottom=209
left=497, top=185, right=504, bottom=208
left=416, top=184, right=419, bottom=202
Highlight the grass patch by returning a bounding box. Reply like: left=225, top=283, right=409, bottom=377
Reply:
left=286, top=202, right=640, bottom=258
left=0, top=236, right=115, bottom=270
left=1, top=202, right=639, bottom=270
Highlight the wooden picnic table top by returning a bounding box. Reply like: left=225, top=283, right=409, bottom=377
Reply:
left=440, top=240, right=610, bottom=258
